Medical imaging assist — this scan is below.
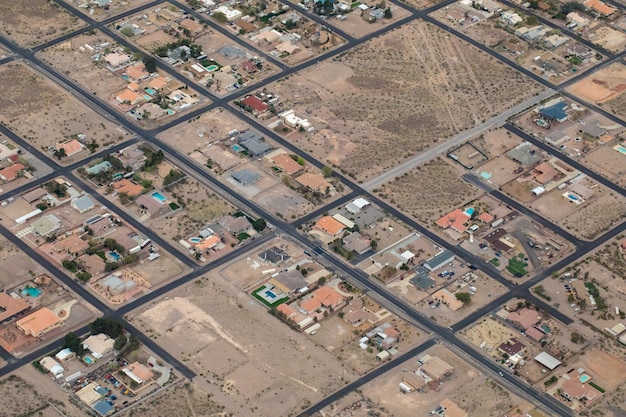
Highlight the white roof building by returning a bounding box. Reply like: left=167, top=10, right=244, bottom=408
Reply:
left=500, top=11, right=522, bottom=26
left=83, top=333, right=115, bottom=359
left=535, top=351, right=562, bottom=370
left=346, top=198, right=370, bottom=214
left=214, top=5, right=243, bottom=21
left=40, top=356, right=64, bottom=378
left=55, top=348, right=75, bottom=363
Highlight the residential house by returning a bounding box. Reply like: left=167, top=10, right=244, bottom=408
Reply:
left=436, top=209, right=471, bottom=233
left=179, top=18, right=203, bottom=35
left=478, top=212, right=494, bottom=223
left=219, top=215, right=250, bottom=235
left=567, top=42, right=593, bottom=59
left=533, top=161, right=559, bottom=185
left=0, top=163, right=25, bottom=182
left=525, top=326, right=545, bottom=342
left=259, top=246, right=290, bottom=264
left=194, top=235, right=221, bottom=252
left=271, top=154, right=303, bottom=175
left=122, top=362, right=154, bottom=385
left=0, top=291, right=31, bottom=323
left=83, top=333, right=115, bottom=359
left=56, top=139, right=84, bottom=157
left=115, top=89, right=143, bottom=106
left=235, top=19, right=258, bottom=34
left=539, top=101, right=569, bottom=122
left=71, top=195, right=95, bottom=214
left=241, top=60, right=258, bottom=74
left=295, top=173, right=334, bottom=193
left=252, top=28, right=283, bottom=44
left=561, top=377, right=600, bottom=405
left=420, top=355, right=454, bottom=383
left=342, top=232, right=371, bottom=255
left=315, top=216, right=346, bottom=237
left=22, top=188, right=49, bottom=204
left=111, top=179, right=143, bottom=197
left=237, top=131, right=271, bottom=156
left=231, top=169, right=261, bottom=186
left=500, top=11, right=522, bottom=26
left=432, top=289, right=463, bottom=311
left=214, top=5, right=243, bottom=21
left=507, top=308, right=540, bottom=330
left=87, top=161, right=113, bottom=176
left=276, top=303, right=296, bottom=320
left=125, top=62, right=149, bottom=81
left=31, top=214, right=62, bottom=237
left=439, top=399, right=468, bottom=417
left=583, top=0, right=616, bottom=16
left=342, top=298, right=377, bottom=327
left=78, top=253, right=107, bottom=276
left=104, top=52, right=131, bottom=69
left=55, top=348, right=76, bottom=363
left=506, top=142, right=541, bottom=166
left=543, top=34, right=568, bottom=49
left=423, top=250, right=455, bottom=272
left=498, top=337, right=526, bottom=356
left=269, top=270, right=308, bottom=294
left=16, top=307, right=63, bottom=337
left=136, top=194, right=170, bottom=217
left=276, top=42, right=300, bottom=55
left=369, top=8, right=385, bottom=20
left=241, top=96, right=269, bottom=114
left=484, top=228, right=514, bottom=252
left=40, top=356, right=64, bottom=378
left=300, top=286, right=345, bottom=313
left=566, top=12, right=589, bottom=28
left=345, top=198, right=370, bottom=214
left=446, top=4, right=467, bottom=23
left=148, top=76, right=168, bottom=91
left=54, top=234, right=89, bottom=256
left=279, top=109, right=313, bottom=131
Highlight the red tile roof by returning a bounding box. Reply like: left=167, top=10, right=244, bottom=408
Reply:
left=242, top=96, right=268, bottom=113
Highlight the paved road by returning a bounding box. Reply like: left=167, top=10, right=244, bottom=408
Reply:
left=462, top=173, right=583, bottom=245
left=362, top=89, right=557, bottom=191
left=505, top=123, right=626, bottom=198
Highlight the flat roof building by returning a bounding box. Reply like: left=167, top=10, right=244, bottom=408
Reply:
left=423, top=250, right=455, bottom=272
left=534, top=351, right=562, bottom=370
left=122, top=361, right=154, bottom=385
left=83, top=333, right=115, bottom=359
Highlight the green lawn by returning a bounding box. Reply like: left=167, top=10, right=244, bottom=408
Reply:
left=251, top=286, right=287, bottom=308
left=507, top=258, right=528, bottom=277
left=490, top=258, right=500, bottom=266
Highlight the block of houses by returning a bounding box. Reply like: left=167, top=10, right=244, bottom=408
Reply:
left=436, top=209, right=471, bottom=233
left=83, top=333, right=115, bottom=359
left=71, top=195, right=95, bottom=214
left=0, top=163, right=25, bottom=182
left=16, top=307, right=63, bottom=337
left=0, top=291, right=31, bottom=323
left=295, top=173, right=334, bottom=193
left=136, top=194, right=170, bottom=217
left=316, top=216, right=346, bottom=237
left=56, top=139, right=84, bottom=157
left=219, top=215, right=250, bottom=235
left=498, top=337, right=526, bottom=356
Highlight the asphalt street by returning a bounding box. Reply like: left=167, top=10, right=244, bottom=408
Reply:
left=0, top=0, right=623, bottom=414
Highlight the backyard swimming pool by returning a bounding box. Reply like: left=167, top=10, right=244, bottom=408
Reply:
left=152, top=192, right=166, bottom=202
left=265, top=290, right=277, bottom=299
left=205, top=64, right=219, bottom=72
left=615, top=145, right=626, bottom=155
left=22, top=287, right=42, bottom=297
left=232, top=144, right=243, bottom=152
left=189, top=237, right=202, bottom=243
left=145, top=88, right=157, bottom=95
left=109, top=251, right=121, bottom=262
left=84, top=356, right=94, bottom=365
left=580, top=374, right=591, bottom=383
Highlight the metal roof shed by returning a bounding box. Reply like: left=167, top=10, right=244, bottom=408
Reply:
left=534, top=351, right=561, bottom=370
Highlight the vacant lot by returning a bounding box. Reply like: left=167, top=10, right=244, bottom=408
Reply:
left=581, top=144, right=626, bottom=187
left=157, top=107, right=248, bottom=155
left=263, top=20, right=542, bottom=181
left=65, top=0, right=156, bottom=21
left=568, top=63, right=626, bottom=121
left=0, top=237, right=49, bottom=289
left=560, top=190, right=626, bottom=240
left=376, top=158, right=482, bottom=224
left=38, top=32, right=127, bottom=98
left=325, top=3, right=412, bottom=38
left=0, top=63, right=124, bottom=162
left=130, top=275, right=356, bottom=417
left=0, top=0, right=86, bottom=47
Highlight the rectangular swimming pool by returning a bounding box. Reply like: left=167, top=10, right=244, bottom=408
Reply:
left=152, top=192, right=166, bottom=202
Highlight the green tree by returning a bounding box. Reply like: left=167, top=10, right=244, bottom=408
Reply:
left=285, top=19, right=296, bottom=29
left=455, top=292, right=471, bottom=303
left=90, top=318, right=124, bottom=338
left=64, top=332, right=85, bottom=355
left=142, top=55, right=157, bottom=73
left=321, top=166, right=333, bottom=177
left=213, top=11, right=228, bottom=22
left=252, top=218, right=267, bottom=233
left=384, top=7, right=392, bottom=18
left=114, top=334, right=127, bottom=351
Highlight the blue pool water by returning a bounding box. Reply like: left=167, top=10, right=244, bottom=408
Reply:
left=465, top=207, right=475, bottom=216
left=121, top=74, right=129, bottom=80
left=145, top=88, right=157, bottom=95
left=566, top=193, right=580, bottom=202
left=152, top=192, right=166, bottom=202
left=189, top=237, right=202, bottom=243
left=84, top=356, right=94, bottom=365
left=232, top=144, right=243, bottom=152
left=109, top=251, right=121, bottom=262
left=166, top=109, right=175, bottom=115
left=616, top=145, right=626, bottom=155
left=205, top=64, right=219, bottom=72
left=22, top=287, right=42, bottom=297
left=480, top=171, right=492, bottom=179
left=265, top=290, right=277, bottom=299
left=580, top=374, right=591, bottom=383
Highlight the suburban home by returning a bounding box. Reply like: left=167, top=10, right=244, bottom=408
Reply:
left=71, top=195, right=95, bottom=214
left=423, top=250, right=455, bottom=272
left=219, top=215, right=250, bottom=235
left=507, top=308, right=540, bottom=330
left=78, top=253, right=107, bottom=275
left=236, top=131, right=271, bottom=156
left=135, top=194, right=170, bottom=217
left=53, top=234, right=89, bottom=256
left=432, top=289, right=464, bottom=311
left=419, top=355, right=454, bottom=383
left=478, top=212, right=494, bottom=223
left=295, top=173, right=334, bottom=193
left=342, top=298, right=377, bottom=327
left=55, top=347, right=76, bottom=363
left=583, top=0, right=616, bottom=15
left=561, top=377, right=600, bottom=405
left=122, top=362, right=154, bottom=385
left=56, top=139, right=84, bottom=157
left=252, top=28, right=283, bottom=44
left=300, top=286, right=345, bottom=313
left=259, top=246, right=290, bottom=264
left=436, top=209, right=471, bottom=233
left=31, top=214, right=62, bottom=237
left=276, top=42, right=300, bottom=55
left=115, top=89, right=143, bottom=106
left=439, top=399, right=468, bottom=417
left=241, top=95, right=269, bottom=114
left=103, top=52, right=131, bottom=69
left=483, top=228, right=514, bottom=252
left=539, top=101, right=569, bottom=123
left=316, top=216, right=346, bottom=237
left=241, top=60, right=258, bottom=74
left=342, top=232, right=371, bottom=255
left=279, top=109, right=313, bottom=131
left=148, top=76, right=168, bottom=91
left=231, top=169, right=261, bottom=186
left=0, top=163, right=25, bottom=182
left=566, top=12, right=589, bottom=28
left=498, top=337, right=527, bottom=356
left=276, top=303, right=297, bottom=320
left=269, top=270, right=308, bottom=294
left=193, top=235, right=221, bottom=252
left=40, top=356, right=64, bottom=379
left=82, top=333, right=115, bottom=359
left=271, top=153, right=303, bottom=175
left=506, top=142, right=541, bottom=166
left=214, top=5, right=243, bottom=21
left=0, top=291, right=31, bottom=323
left=16, top=307, right=63, bottom=337
left=125, top=62, right=149, bottom=82
left=532, top=161, right=559, bottom=185
left=111, top=179, right=143, bottom=197
left=500, top=11, right=522, bottom=26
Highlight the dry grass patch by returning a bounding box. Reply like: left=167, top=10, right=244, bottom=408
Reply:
left=561, top=191, right=626, bottom=240
left=376, top=158, right=481, bottom=224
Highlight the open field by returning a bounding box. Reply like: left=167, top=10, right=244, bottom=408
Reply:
left=0, top=237, right=49, bottom=289
left=581, top=144, right=626, bottom=188
left=157, top=107, right=249, bottom=155
left=38, top=31, right=128, bottom=98
left=560, top=190, right=626, bottom=240
left=65, top=0, right=157, bottom=21
left=261, top=20, right=543, bottom=181
left=129, top=274, right=357, bottom=417
left=323, top=3, right=412, bottom=38
left=0, top=62, right=125, bottom=163
left=357, top=345, right=523, bottom=417
left=567, top=62, right=626, bottom=121
left=375, top=158, right=482, bottom=224
left=0, top=0, right=86, bottom=47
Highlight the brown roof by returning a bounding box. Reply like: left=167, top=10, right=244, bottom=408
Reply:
left=16, top=307, right=62, bottom=336
left=436, top=209, right=470, bottom=233
left=584, top=0, right=616, bottom=14
left=295, top=173, right=332, bottom=192
left=271, top=154, right=303, bottom=175
left=0, top=292, right=31, bottom=322
left=112, top=179, right=143, bottom=197
left=421, top=356, right=454, bottom=381
left=56, top=140, right=83, bottom=156
left=478, top=212, right=494, bottom=223
left=533, top=162, right=558, bottom=185
left=125, top=63, right=149, bottom=81
left=148, top=77, right=168, bottom=90
left=316, top=216, right=345, bottom=236
left=562, top=378, right=600, bottom=402
left=54, top=234, right=89, bottom=254
left=439, top=399, right=468, bottom=417
left=507, top=308, right=539, bottom=329
left=242, top=96, right=268, bottom=113
left=77, top=253, right=106, bottom=275
left=180, top=18, right=203, bottom=33
left=136, top=194, right=170, bottom=217
left=22, top=188, right=49, bottom=203
left=484, top=228, right=507, bottom=244
left=125, top=362, right=154, bottom=382
left=235, top=18, right=257, bottom=33
left=0, top=163, right=25, bottom=181
left=432, top=289, right=463, bottom=311
left=498, top=337, right=526, bottom=356
left=525, top=326, right=545, bottom=341
left=403, top=372, right=426, bottom=390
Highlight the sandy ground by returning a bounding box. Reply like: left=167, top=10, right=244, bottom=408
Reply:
left=0, top=237, right=50, bottom=289
left=560, top=190, right=626, bottom=240
left=37, top=31, right=128, bottom=99
left=0, top=62, right=124, bottom=164
left=375, top=157, right=482, bottom=224
left=157, top=108, right=249, bottom=155
left=568, top=63, right=626, bottom=123
left=65, top=0, right=157, bottom=21
left=129, top=274, right=358, bottom=417
left=257, top=20, right=543, bottom=181
left=581, top=143, right=626, bottom=187
left=0, top=0, right=86, bottom=47
left=324, top=3, right=412, bottom=38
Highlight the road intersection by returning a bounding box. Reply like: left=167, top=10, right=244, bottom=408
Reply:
left=0, top=0, right=624, bottom=415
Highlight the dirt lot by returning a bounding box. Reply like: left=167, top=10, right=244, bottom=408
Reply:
left=129, top=275, right=357, bottom=417
left=259, top=20, right=543, bottom=181
left=375, top=158, right=482, bottom=224
left=357, top=345, right=523, bottom=417
left=399, top=0, right=446, bottom=10
left=0, top=0, right=86, bottom=47
left=325, top=3, right=412, bottom=38
left=38, top=32, right=128, bottom=99
left=567, top=62, right=626, bottom=120
left=0, top=237, right=50, bottom=289
left=65, top=0, right=156, bottom=21
left=0, top=63, right=124, bottom=163
left=581, top=144, right=626, bottom=188
left=152, top=177, right=235, bottom=242
left=560, top=190, right=626, bottom=240
left=589, top=24, right=626, bottom=53
left=157, top=107, right=248, bottom=155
